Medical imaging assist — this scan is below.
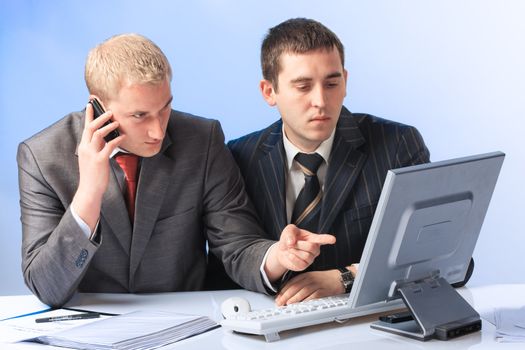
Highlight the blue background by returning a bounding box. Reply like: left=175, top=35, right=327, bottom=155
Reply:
left=1, top=0, right=524, bottom=295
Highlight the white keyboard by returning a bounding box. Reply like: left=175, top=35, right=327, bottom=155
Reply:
left=221, top=294, right=353, bottom=342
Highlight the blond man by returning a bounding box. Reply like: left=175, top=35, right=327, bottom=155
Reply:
left=17, top=34, right=335, bottom=307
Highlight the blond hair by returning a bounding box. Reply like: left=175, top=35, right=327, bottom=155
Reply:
left=85, top=33, right=172, bottom=101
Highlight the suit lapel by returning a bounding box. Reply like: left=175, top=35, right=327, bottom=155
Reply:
left=257, top=123, right=287, bottom=237
left=100, top=165, right=133, bottom=254
left=319, top=110, right=367, bottom=234
left=129, top=139, right=173, bottom=279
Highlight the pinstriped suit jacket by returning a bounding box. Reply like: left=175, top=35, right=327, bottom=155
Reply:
left=227, top=107, right=430, bottom=271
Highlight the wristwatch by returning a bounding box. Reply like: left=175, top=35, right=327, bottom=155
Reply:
left=338, top=267, right=354, bottom=293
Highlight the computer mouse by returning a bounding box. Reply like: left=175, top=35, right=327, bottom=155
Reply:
left=221, top=296, right=251, bottom=319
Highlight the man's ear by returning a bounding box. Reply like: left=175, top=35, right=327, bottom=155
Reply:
left=260, top=79, right=277, bottom=106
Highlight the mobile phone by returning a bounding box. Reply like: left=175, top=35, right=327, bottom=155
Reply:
left=88, top=98, right=120, bottom=142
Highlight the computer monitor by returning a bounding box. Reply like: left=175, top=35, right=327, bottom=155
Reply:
left=348, top=151, right=505, bottom=340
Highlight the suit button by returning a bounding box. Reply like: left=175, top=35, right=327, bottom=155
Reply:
left=75, top=249, right=89, bottom=268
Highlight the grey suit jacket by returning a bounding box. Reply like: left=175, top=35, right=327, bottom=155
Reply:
left=227, top=107, right=430, bottom=271
left=17, top=109, right=274, bottom=307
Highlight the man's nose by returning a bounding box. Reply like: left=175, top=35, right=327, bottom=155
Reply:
left=148, top=117, right=164, bottom=140
left=311, top=86, right=327, bottom=108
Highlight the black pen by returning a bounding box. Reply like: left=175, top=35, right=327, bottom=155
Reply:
left=35, top=312, right=100, bottom=323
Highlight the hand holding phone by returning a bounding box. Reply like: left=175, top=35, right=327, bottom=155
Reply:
left=72, top=98, right=123, bottom=231
left=88, top=98, right=120, bottom=142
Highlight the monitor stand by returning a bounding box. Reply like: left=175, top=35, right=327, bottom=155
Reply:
left=371, top=276, right=481, bottom=341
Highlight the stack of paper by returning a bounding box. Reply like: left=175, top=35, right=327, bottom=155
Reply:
left=0, top=309, right=110, bottom=343
left=493, top=307, right=525, bottom=342
left=33, top=310, right=218, bottom=350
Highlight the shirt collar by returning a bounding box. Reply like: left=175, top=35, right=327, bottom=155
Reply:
left=282, top=125, right=335, bottom=171
left=111, top=147, right=127, bottom=158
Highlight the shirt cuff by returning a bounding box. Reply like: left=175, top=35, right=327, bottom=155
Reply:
left=260, top=242, right=282, bottom=293
left=70, top=205, right=100, bottom=242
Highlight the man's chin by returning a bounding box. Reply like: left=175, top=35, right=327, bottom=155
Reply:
left=308, top=130, right=334, bottom=143
left=125, top=147, right=162, bottom=158
left=141, top=149, right=162, bottom=158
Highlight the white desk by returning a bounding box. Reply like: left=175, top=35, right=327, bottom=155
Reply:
left=1, top=284, right=524, bottom=349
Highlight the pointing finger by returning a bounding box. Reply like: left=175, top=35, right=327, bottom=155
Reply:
left=305, top=233, right=336, bottom=245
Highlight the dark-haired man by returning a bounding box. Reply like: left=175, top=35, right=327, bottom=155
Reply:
left=228, top=18, right=433, bottom=306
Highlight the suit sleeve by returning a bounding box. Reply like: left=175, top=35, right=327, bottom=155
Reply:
left=203, top=121, right=274, bottom=293
left=394, top=126, right=431, bottom=167
left=17, top=142, right=98, bottom=307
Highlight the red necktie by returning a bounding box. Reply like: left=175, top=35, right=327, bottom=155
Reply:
left=115, top=153, right=139, bottom=222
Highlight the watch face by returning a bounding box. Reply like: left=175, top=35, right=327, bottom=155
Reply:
left=339, top=269, right=354, bottom=293
left=340, top=272, right=353, bottom=293
left=341, top=272, right=353, bottom=284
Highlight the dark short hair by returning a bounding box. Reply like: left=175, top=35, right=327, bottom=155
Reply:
left=261, top=18, right=345, bottom=91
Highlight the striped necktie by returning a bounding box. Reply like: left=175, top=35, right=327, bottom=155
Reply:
left=291, top=152, right=324, bottom=232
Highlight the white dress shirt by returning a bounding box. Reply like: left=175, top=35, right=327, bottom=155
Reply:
left=259, top=126, right=336, bottom=291
left=282, top=126, right=335, bottom=223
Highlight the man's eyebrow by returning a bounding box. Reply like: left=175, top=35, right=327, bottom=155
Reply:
left=290, top=72, right=342, bottom=84
left=131, top=96, right=173, bottom=115
left=290, top=76, right=313, bottom=84
left=163, top=96, right=173, bottom=109
left=325, top=72, right=343, bottom=79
